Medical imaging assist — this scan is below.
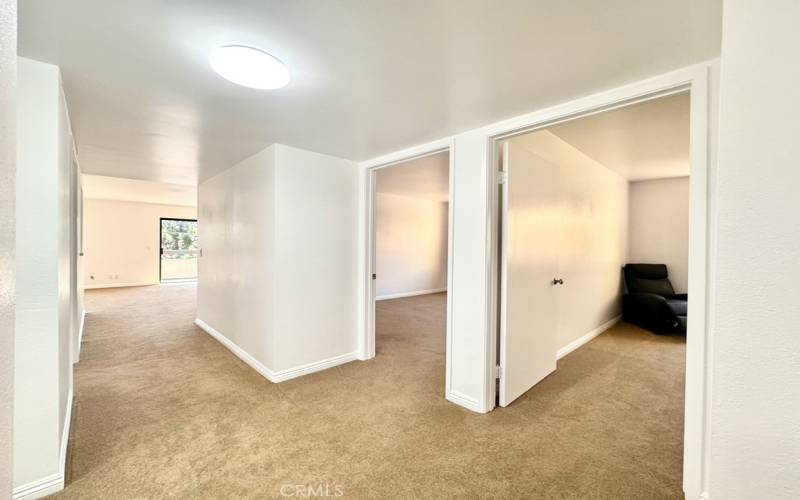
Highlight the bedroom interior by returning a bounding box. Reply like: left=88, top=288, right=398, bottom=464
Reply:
left=494, top=90, right=691, bottom=489
left=372, top=151, right=451, bottom=380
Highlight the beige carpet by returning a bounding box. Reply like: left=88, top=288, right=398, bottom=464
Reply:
left=54, top=285, right=685, bottom=499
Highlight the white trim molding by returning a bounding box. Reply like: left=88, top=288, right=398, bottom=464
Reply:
left=556, top=316, right=622, bottom=360
left=194, top=318, right=275, bottom=380
left=357, top=138, right=457, bottom=406
left=359, top=137, right=453, bottom=171
left=13, top=389, right=73, bottom=500
left=12, top=473, right=63, bottom=500
left=83, top=281, right=156, bottom=290
left=375, top=288, right=447, bottom=301
left=194, top=318, right=358, bottom=383
left=74, top=309, right=85, bottom=363
left=445, top=390, right=486, bottom=414
left=270, top=352, right=359, bottom=383
left=59, top=388, right=73, bottom=485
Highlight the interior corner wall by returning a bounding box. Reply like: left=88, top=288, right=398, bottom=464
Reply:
left=197, top=146, right=276, bottom=368
left=271, top=144, right=359, bottom=372
left=15, top=56, right=79, bottom=495
left=628, top=177, right=690, bottom=293
left=15, top=56, right=61, bottom=489
left=710, top=1, right=800, bottom=498
left=0, top=1, right=16, bottom=496
left=447, top=129, right=492, bottom=411
left=509, top=131, right=628, bottom=350
left=82, top=199, right=196, bottom=288
left=56, top=66, right=73, bottom=456
left=197, top=144, right=359, bottom=377
left=375, top=193, right=448, bottom=298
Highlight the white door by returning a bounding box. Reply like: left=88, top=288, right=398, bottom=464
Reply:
left=499, top=141, right=560, bottom=407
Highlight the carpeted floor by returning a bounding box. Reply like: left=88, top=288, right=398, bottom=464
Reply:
left=54, top=284, right=685, bottom=499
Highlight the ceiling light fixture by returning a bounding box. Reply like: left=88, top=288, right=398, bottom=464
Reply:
left=208, top=45, right=290, bottom=90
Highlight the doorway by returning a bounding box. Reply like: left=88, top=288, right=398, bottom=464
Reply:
left=492, top=89, right=699, bottom=494
left=364, top=147, right=454, bottom=385
left=495, top=91, right=693, bottom=403
left=159, top=218, right=199, bottom=283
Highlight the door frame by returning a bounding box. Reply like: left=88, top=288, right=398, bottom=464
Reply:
left=158, top=217, right=199, bottom=283
left=69, top=153, right=81, bottom=364
left=358, top=140, right=455, bottom=389
left=484, top=62, right=714, bottom=499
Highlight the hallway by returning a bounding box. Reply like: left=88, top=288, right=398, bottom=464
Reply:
left=60, top=285, right=685, bottom=499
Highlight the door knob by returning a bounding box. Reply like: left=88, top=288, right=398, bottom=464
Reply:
left=552, top=278, right=564, bottom=285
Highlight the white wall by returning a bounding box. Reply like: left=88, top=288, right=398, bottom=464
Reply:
left=710, top=1, right=800, bottom=498
left=628, top=177, right=689, bottom=293
left=271, top=145, right=359, bottom=372
left=56, top=63, right=73, bottom=453
left=15, top=57, right=81, bottom=496
left=197, top=144, right=359, bottom=377
left=15, top=57, right=62, bottom=490
left=0, top=1, right=16, bottom=496
left=510, top=131, right=628, bottom=350
left=83, top=199, right=196, bottom=288
left=198, top=146, right=275, bottom=367
left=447, top=130, right=492, bottom=410
left=375, top=193, right=448, bottom=298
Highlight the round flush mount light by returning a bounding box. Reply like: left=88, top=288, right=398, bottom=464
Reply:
left=208, top=45, right=290, bottom=89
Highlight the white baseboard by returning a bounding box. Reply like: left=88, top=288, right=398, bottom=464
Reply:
left=74, top=309, right=85, bottom=363
left=270, top=352, right=359, bottom=382
left=376, top=287, right=447, bottom=301
left=84, top=281, right=156, bottom=290
left=194, top=318, right=358, bottom=383
left=556, top=315, right=622, bottom=360
left=12, top=473, right=63, bottom=500
left=13, top=389, right=72, bottom=499
left=59, top=388, right=73, bottom=482
left=194, top=318, right=276, bottom=381
left=446, top=390, right=486, bottom=413
left=159, top=279, right=197, bottom=286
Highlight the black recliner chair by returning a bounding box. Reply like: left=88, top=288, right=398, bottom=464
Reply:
left=622, top=264, right=686, bottom=334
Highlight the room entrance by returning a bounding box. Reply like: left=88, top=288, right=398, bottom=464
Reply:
left=364, top=149, right=453, bottom=389
left=493, top=91, right=696, bottom=493
left=496, top=91, right=693, bottom=407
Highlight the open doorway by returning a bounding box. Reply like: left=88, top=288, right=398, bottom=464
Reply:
left=365, top=149, right=452, bottom=385
left=493, top=91, right=695, bottom=494
left=159, top=217, right=199, bottom=283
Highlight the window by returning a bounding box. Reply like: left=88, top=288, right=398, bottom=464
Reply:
left=160, top=218, right=198, bottom=282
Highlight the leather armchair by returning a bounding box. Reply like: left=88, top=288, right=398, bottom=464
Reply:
left=622, top=264, right=687, bottom=334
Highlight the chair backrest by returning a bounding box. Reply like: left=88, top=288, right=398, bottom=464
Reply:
left=623, top=263, right=675, bottom=297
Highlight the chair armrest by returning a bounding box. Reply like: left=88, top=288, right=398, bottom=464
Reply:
left=670, top=293, right=688, bottom=301
left=624, top=292, right=672, bottom=317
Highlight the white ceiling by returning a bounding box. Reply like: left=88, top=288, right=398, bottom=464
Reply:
left=376, top=152, right=450, bottom=202
left=19, top=1, right=720, bottom=186
left=82, top=175, right=196, bottom=207
left=548, top=92, right=690, bottom=180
